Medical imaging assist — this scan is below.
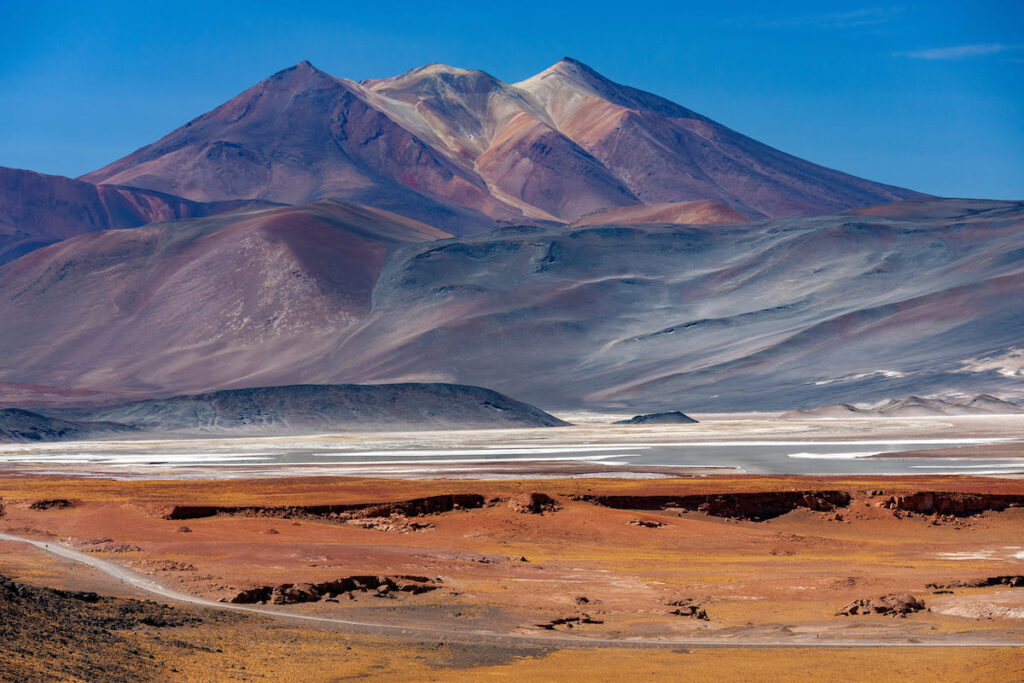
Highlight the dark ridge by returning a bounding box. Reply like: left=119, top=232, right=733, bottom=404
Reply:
left=576, top=491, right=851, bottom=521
left=161, top=494, right=487, bottom=521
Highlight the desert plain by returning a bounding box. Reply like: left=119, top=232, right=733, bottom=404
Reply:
left=2, top=413, right=1023, bottom=681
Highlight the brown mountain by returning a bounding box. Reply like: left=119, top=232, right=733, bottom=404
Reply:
left=515, top=58, right=920, bottom=218
left=0, top=166, right=258, bottom=264
left=82, top=59, right=922, bottom=230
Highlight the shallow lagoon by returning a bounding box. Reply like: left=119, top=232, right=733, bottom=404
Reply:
left=0, top=436, right=1020, bottom=478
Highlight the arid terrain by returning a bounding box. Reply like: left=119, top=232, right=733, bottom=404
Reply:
left=2, top=416, right=1022, bottom=681
left=0, top=39, right=1020, bottom=682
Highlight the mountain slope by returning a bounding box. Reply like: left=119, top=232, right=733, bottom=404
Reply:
left=0, top=166, right=257, bottom=264
left=0, top=201, right=447, bottom=393
left=81, top=59, right=922, bottom=228
left=315, top=198, right=1024, bottom=410
left=0, top=198, right=1020, bottom=410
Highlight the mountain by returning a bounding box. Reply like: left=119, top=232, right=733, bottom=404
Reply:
left=0, top=201, right=447, bottom=394
left=0, top=166, right=259, bottom=264
left=514, top=58, right=919, bottom=218
left=1, top=197, right=1021, bottom=410
left=50, top=383, right=567, bottom=436
left=81, top=59, right=922, bottom=230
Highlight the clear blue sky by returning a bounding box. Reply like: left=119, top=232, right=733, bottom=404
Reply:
left=1, top=1, right=1021, bottom=199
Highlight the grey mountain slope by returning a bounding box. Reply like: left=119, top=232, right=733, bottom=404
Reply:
left=0, top=408, right=134, bottom=443
left=0, top=198, right=1022, bottom=411
left=310, top=198, right=1024, bottom=411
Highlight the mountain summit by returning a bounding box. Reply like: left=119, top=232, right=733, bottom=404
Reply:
left=83, top=59, right=921, bottom=232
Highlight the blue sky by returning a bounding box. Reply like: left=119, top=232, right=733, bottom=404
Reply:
left=1, top=1, right=1021, bottom=199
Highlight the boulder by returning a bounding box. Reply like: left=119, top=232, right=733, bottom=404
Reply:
left=836, top=593, right=925, bottom=617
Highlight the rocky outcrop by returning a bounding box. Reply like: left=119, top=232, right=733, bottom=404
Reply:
left=883, top=492, right=1024, bottom=517
left=534, top=614, right=604, bottom=630
left=507, top=493, right=560, bottom=514
left=345, top=516, right=434, bottom=533
left=28, top=499, right=76, bottom=510
left=836, top=593, right=925, bottom=618
left=627, top=519, right=667, bottom=528
left=69, top=538, right=142, bottom=553
left=668, top=599, right=708, bottom=620
left=162, top=494, right=486, bottom=521
left=927, top=576, right=1024, bottom=589
left=578, top=491, right=851, bottom=521
left=228, top=575, right=440, bottom=605
left=0, top=571, right=205, bottom=681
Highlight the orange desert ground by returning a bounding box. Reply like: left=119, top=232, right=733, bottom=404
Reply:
left=2, top=414, right=1023, bottom=681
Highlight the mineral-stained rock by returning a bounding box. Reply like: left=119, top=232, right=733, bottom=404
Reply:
left=508, top=493, right=560, bottom=514
left=836, top=593, right=925, bottom=618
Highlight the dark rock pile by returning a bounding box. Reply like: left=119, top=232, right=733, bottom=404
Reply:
left=507, top=493, right=560, bottom=514
left=228, top=575, right=441, bottom=605
left=667, top=599, right=708, bottom=620
left=836, top=593, right=926, bottom=618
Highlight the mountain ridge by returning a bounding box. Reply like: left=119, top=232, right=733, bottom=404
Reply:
left=80, top=58, right=923, bottom=228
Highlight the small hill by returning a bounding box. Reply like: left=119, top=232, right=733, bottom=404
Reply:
left=570, top=200, right=749, bottom=227
left=613, top=411, right=698, bottom=425
left=68, top=383, right=568, bottom=434
left=0, top=408, right=132, bottom=442
left=782, top=395, right=1024, bottom=419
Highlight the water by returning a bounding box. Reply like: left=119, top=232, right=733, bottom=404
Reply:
left=0, top=436, right=1019, bottom=478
